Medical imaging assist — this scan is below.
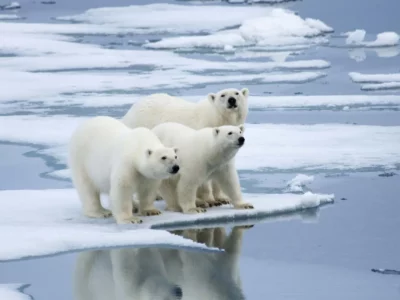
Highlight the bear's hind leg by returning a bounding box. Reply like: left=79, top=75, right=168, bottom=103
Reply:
left=71, top=168, right=111, bottom=219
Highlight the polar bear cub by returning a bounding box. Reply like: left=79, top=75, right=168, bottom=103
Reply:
left=152, top=122, right=254, bottom=214
left=68, top=116, right=180, bottom=224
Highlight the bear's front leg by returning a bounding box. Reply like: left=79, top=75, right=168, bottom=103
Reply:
left=177, top=180, right=206, bottom=214
left=211, top=180, right=230, bottom=205
left=110, top=175, right=142, bottom=224
left=137, top=179, right=162, bottom=216
left=212, top=165, right=254, bottom=210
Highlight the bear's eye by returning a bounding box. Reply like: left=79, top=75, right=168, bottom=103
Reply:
left=221, top=94, right=225, bottom=97
left=175, top=156, right=177, bottom=159
left=228, top=132, right=233, bottom=135
left=235, top=92, right=239, bottom=95
left=161, top=156, right=167, bottom=160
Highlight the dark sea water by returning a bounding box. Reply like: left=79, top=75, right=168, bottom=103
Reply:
left=0, top=0, right=400, bottom=299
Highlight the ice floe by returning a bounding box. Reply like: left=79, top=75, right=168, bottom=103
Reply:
left=0, top=70, right=327, bottom=102
left=286, top=174, right=314, bottom=192
left=0, top=115, right=399, bottom=177
left=0, top=188, right=334, bottom=261
left=349, top=72, right=400, bottom=91
left=0, top=1, right=20, bottom=10
left=345, top=29, right=399, bottom=47
left=0, top=284, right=30, bottom=300
left=56, top=4, right=269, bottom=34
left=7, top=93, right=400, bottom=110
left=0, top=13, right=20, bottom=20
left=144, top=8, right=332, bottom=50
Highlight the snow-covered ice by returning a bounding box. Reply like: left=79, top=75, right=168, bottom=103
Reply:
left=144, top=8, right=332, bottom=50
left=0, top=284, right=29, bottom=300
left=56, top=4, right=269, bottom=34
left=0, top=70, right=327, bottom=102
left=349, top=72, right=400, bottom=91
left=0, top=14, right=21, bottom=20
left=286, top=174, right=314, bottom=192
left=0, top=188, right=334, bottom=261
left=349, top=72, right=400, bottom=83
left=345, top=29, right=399, bottom=47
left=0, top=1, right=20, bottom=10
left=6, top=93, right=400, bottom=110
left=0, top=115, right=399, bottom=178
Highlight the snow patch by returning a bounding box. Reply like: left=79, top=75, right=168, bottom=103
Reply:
left=349, top=72, right=400, bottom=91
left=0, top=284, right=29, bottom=300
left=56, top=4, right=269, bottom=34
left=0, top=1, right=20, bottom=10
left=0, top=14, right=21, bottom=20
left=7, top=94, right=400, bottom=110
left=286, top=174, right=314, bottom=192
left=145, top=8, right=332, bottom=50
left=1, top=116, right=399, bottom=176
left=0, top=188, right=334, bottom=261
left=345, top=29, right=399, bottom=47
left=0, top=70, right=326, bottom=102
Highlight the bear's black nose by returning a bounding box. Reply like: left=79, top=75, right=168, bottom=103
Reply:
left=172, top=285, right=183, bottom=299
left=228, top=97, right=236, bottom=106
left=238, top=137, right=245, bottom=146
left=171, top=165, right=180, bottom=174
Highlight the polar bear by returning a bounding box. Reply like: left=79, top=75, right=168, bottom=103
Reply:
left=121, top=88, right=250, bottom=206
left=152, top=122, right=253, bottom=213
left=68, top=116, right=180, bottom=224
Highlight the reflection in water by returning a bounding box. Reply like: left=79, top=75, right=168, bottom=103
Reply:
left=74, top=226, right=252, bottom=300
left=348, top=46, right=400, bottom=62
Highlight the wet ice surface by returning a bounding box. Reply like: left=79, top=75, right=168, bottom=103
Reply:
left=1, top=0, right=400, bottom=298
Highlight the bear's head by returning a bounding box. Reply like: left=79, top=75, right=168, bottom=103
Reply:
left=213, top=124, right=246, bottom=149
left=207, top=88, right=249, bottom=121
left=144, top=147, right=179, bottom=179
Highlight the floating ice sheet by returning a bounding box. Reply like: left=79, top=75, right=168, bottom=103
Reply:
left=0, top=14, right=21, bottom=20
left=345, top=29, right=399, bottom=47
left=144, top=8, right=332, bottom=50
left=0, top=70, right=326, bottom=102
left=7, top=93, right=400, bottom=109
left=0, top=284, right=29, bottom=300
left=0, top=188, right=333, bottom=261
left=349, top=72, right=400, bottom=91
left=0, top=115, right=399, bottom=177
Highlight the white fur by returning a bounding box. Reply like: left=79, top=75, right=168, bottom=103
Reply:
left=152, top=122, right=253, bottom=213
left=74, top=226, right=249, bottom=300
left=68, top=116, right=179, bottom=224
left=122, top=88, right=249, bottom=130
left=122, top=88, right=250, bottom=205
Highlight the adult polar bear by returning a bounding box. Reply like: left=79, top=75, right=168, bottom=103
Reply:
left=152, top=122, right=253, bottom=213
left=68, top=116, right=180, bottom=224
left=121, top=88, right=249, bottom=207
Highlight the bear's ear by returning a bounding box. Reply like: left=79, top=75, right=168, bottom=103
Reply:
left=147, top=149, right=152, bottom=156
left=239, top=124, right=245, bottom=133
left=241, top=88, right=249, bottom=98
left=213, top=127, right=220, bottom=136
left=173, top=147, right=179, bottom=154
left=208, top=93, right=216, bottom=103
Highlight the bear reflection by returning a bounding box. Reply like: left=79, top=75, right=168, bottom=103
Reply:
left=74, top=226, right=252, bottom=300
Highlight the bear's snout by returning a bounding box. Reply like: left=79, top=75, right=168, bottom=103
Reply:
left=171, top=164, right=180, bottom=174
left=238, top=137, right=245, bottom=146
left=227, top=97, right=237, bottom=108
